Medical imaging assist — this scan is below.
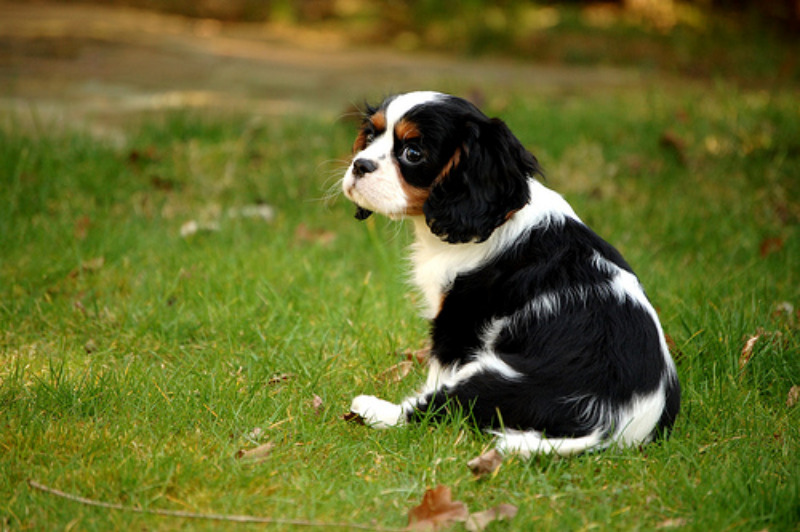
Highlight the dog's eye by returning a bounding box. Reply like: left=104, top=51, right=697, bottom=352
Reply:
left=364, top=132, right=375, bottom=145
left=401, top=145, right=424, bottom=164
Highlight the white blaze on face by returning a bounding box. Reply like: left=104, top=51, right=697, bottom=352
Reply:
left=342, top=92, right=445, bottom=217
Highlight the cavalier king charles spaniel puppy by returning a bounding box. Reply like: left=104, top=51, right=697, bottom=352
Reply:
left=341, top=91, right=680, bottom=457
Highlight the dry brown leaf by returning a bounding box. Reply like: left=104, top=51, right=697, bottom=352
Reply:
left=402, top=346, right=432, bottom=364
left=740, top=328, right=786, bottom=374
left=407, top=485, right=469, bottom=531
left=128, top=145, right=159, bottom=165
left=465, top=504, right=518, bottom=532
left=786, top=385, right=800, bottom=408
left=739, top=331, right=762, bottom=371
left=759, top=236, right=784, bottom=258
left=663, top=333, right=685, bottom=365
left=467, top=449, right=504, bottom=478
left=235, top=442, right=274, bottom=462
left=377, top=360, right=414, bottom=383
left=150, top=175, right=179, bottom=191
left=267, top=373, right=294, bottom=385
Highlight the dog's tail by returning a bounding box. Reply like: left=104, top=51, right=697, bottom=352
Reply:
left=492, top=387, right=670, bottom=457
left=491, top=429, right=608, bottom=458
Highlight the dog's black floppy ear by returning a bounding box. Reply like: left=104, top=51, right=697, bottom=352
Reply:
left=423, top=118, right=539, bottom=244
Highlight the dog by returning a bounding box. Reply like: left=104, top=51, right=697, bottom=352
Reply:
left=341, top=91, right=680, bottom=457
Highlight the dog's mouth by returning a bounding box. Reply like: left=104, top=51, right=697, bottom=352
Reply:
left=354, top=206, right=373, bottom=220
left=343, top=179, right=374, bottom=221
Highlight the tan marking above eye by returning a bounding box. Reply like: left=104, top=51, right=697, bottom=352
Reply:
left=353, top=110, right=387, bottom=153
left=395, top=118, right=421, bottom=141
left=371, top=111, right=386, bottom=132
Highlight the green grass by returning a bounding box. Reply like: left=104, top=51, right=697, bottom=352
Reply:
left=1, top=84, right=799, bottom=531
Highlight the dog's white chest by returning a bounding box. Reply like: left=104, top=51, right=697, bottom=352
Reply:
left=409, top=218, right=493, bottom=319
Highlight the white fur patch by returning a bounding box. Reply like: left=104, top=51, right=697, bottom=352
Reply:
left=385, top=91, right=446, bottom=124
left=465, top=318, right=522, bottom=382
left=610, top=385, right=666, bottom=447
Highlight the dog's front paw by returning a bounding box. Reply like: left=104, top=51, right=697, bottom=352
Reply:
left=349, top=395, right=404, bottom=429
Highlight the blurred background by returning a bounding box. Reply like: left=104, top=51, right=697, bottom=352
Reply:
left=1, top=0, right=798, bottom=131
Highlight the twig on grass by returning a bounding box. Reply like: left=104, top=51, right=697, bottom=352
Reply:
left=28, top=479, right=404, bottom=531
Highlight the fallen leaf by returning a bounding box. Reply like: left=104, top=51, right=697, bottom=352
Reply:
left=663, top=333, right=685, bottom=365
left=656, top=517, right=688, bottom=529
left=465, top=504, right=518, bottom=532
left=407, top=485, right=469, bottom=531
left=377, top=360, right=414, bottom=383
left=235, top=442, right=274, bottom=462
left=787, top=385, right=800, bottom=408
left=739, top=331, right=762, bottom=371
left=150, top=175, right=179, bottom=191
left=664, top=333, right=676, bottom=352
left=311, top=394, right=324, bottom=415
left=759, top=236, right=784, bottom=258
left=127, top=145, right=159, bottom=165
left=402, top=346, right=432, bottom=364
left=467, top=449, right=504, bottom=479
left=267, top=373, right=294, bottom=385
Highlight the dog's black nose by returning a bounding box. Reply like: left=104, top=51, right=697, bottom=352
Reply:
left=352, top=158, right=378, bottom=178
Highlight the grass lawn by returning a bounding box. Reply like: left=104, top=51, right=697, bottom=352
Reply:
left=1, top=84, right=798, bottom=530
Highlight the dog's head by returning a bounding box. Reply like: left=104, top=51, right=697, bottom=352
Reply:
left=342, top=92, right=541, bottom=243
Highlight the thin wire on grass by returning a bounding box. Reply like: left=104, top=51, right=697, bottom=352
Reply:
left=28, top=479, right=404, bottom=531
